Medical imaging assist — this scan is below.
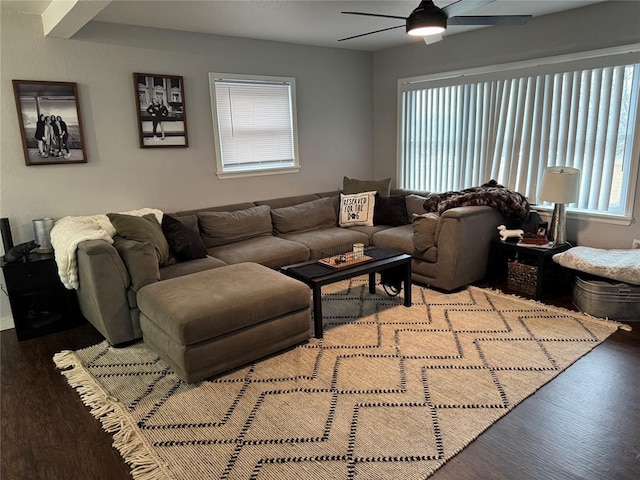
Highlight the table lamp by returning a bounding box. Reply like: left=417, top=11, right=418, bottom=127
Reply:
left=538, top=166, right=580, bottom=246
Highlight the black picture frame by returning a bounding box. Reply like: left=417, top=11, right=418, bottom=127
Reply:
left=133, top=73, right=189, bottom=148
left=12, top=80, right=88, bottom=166
left=537, top=222, right=548, bottom=237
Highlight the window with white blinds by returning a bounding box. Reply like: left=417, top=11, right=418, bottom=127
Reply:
left=398, top=47, right=640, bottom=222
left=209, top=73, right=299, bottom=178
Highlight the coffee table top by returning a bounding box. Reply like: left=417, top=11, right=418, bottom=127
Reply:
left=281, top=247, right=411, bottom=284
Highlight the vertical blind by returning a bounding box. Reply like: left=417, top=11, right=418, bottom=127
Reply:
left=214, top=79, right=295, bottom=169
left=400, top=63, right=640, bottom=215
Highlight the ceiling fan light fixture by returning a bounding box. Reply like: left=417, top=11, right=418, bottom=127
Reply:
left=406, top=1, right=447, bottom=37
left=408, top=25, right=445, bottom=36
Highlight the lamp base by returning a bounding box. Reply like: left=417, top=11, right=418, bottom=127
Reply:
left=549, top=203, right=569, bottom=247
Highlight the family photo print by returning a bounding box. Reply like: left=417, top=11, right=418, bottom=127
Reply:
left=133, top=73, right=189, bottom=148
left=12, top=80, right=88, bottom=166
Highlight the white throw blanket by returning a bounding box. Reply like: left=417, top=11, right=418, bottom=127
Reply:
left=553, top=246, right=640, bottom=285
left=51, top=208, right=163, bottom=289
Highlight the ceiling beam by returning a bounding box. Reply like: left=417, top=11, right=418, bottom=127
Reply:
left=42, top=0, right=111, bottom=38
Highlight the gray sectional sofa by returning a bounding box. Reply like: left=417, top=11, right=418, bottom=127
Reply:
left=74, top=188, right=506, bottom=346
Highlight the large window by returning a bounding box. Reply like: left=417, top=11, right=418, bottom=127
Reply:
left=398, top=46, right=640, bottom=223
left=209, top=73, right=300, bottom=178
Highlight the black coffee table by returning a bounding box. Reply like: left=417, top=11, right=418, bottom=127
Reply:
left=280, top=247, right=412, bottom=338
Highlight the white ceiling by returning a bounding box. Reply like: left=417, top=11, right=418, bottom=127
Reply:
left=2, top=0, right=605, bottom=51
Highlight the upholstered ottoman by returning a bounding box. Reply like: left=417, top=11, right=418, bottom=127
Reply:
left=137, top=262, right=311, bottom=383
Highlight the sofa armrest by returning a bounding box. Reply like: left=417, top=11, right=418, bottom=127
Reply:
left=433, top=206, right=505, bottom=290
left=76, top=239, right=136, bottom=345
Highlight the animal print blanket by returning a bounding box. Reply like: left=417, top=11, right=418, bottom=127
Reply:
left=423, top=180, right=530, bottom=219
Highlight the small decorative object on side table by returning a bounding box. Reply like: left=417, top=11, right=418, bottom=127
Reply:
left=1, top=252, right=84, bottom=340
left=486, top=239, right=573, bottom=300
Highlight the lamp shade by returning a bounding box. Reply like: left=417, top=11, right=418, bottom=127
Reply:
left=539, top=166, right=580, bottom=204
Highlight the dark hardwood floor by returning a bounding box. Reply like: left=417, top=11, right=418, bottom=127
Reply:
left=2, top=289, right=639, bottom=480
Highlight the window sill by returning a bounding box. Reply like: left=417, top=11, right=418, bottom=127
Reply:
left=534, top=205, right=633, bottom=226
left=216, top=165, right=301, bottom=179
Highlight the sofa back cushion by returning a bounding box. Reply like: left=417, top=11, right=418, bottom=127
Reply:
left=405, top=194, right=429, bottom=217
left=198, top=205, right=272, bottom=248
left=255, top=194, right=321, bottom=210
left=271, top=197, right=337, bottom=235
left=175, top=202, right=256, bottom=217
left=412, top=213, right=440, bottom=253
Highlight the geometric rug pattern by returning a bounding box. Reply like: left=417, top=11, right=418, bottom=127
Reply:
left=54, top=278, right=621, bottom=480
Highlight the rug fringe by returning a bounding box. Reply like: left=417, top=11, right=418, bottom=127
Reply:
left=469, top=286, right=633, bottom=332
left=53, top=350, right=169, bottom=480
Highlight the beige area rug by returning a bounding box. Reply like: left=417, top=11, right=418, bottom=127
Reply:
left=54, top=278, right=626, bottom=480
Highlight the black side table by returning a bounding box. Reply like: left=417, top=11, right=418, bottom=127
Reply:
left=1, top=252, right=84, bottom=341
left=486, top=240, right=573, bottom=300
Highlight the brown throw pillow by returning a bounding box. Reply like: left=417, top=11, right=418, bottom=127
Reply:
left=107, top=213, right=171, bottom=266
left=343, top=176, right=391, bottom=197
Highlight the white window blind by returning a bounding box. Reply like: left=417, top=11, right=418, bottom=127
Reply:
left=210, top=73, right=299, bottom=177
left=399, top=48, right=640, bottom=221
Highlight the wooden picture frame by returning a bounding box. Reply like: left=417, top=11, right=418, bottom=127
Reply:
left=133, top=73, right=189, bottom=148
left=12, top=80, right=88, bottom=166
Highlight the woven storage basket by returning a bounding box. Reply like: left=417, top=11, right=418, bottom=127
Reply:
left=507, top=261, right=538, bottom=296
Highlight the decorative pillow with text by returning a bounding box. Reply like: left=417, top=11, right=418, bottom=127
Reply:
left=338, top=191, right=376, bottom=227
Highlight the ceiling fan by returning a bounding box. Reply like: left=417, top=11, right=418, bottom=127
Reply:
left=338, top=0, right=532, bottom=45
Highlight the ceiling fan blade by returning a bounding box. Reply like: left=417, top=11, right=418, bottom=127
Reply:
left=341, top=11, right=407, bottom=20
left=447, top=15, right=532, bottom=26
left=423, top=34, right=443, bottom=45
left=338, top=24, right=406, bottom=42
left=442, top=0, right=496, bottom=18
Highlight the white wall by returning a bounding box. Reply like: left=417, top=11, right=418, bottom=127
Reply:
left=373, top=1, right=640, bottom=249
left=0, top=9, right=374, bottom=328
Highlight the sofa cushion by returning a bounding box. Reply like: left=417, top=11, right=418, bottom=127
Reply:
left=271, top=197, right=337, bottom=235
left=159, top=256, right=227, bottom=281
left=107, top=213, right=171, bottom=266
left=175, top=202, right=256, bottom=217
left=198, top=205, right=272, bottom=248
left=281, top=227, right=369, bottom=259
left=255, top=194, right=321, bottom=210
left=412, top=213, right=440, bottom=262
left=338, top=191, right=376, bottom=227
left=374, top=195, right=409, bottom=226
left=344, top=225, right=391, bottom=244
left=343, top=176, right=391, bottom=197
left=161, top=214, right=207, bottom=261
left=206, top=236, right=309, bottom=269
left=372, top=225, right=414, bottom=255
left=138, top=263, right=310, bottom=346
left=112, top=236, right=160, bottom=292
left=405, top=194, right=429, bottom=217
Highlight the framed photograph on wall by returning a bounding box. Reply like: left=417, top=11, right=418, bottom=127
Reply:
left=12, top=80, right=88, bottom=166
left=133, top=73, right=189, bottom=148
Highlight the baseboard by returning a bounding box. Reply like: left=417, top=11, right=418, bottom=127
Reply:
left=1, top=315, right=15, bottom=331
